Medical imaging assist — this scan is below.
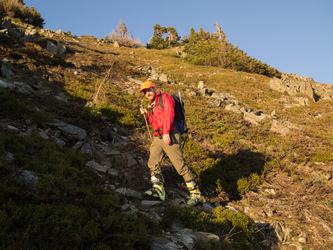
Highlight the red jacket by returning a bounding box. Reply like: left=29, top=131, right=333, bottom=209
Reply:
left=148, top=92, right=177, bottom=136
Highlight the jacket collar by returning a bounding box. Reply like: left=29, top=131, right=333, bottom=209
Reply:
left=149, top=91, right=162, bottom=107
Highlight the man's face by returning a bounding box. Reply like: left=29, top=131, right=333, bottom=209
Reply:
left=142, top=87, right=156, bottom=101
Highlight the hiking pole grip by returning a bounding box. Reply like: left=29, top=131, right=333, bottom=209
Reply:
left=141, top=104, right=153, bottom=142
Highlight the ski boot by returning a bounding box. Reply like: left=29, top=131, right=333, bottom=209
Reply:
left=145, top=175, right=165, bottom=201
left=186, top=180, right=204, bottom=206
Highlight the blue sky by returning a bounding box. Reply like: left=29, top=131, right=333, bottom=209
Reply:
left=25, top=0, right=332, bottom=84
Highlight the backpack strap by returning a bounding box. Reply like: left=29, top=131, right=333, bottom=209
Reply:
left=157, top=93, right=165, bottom=110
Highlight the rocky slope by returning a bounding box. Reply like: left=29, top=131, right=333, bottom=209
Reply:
left=1, top=17, right=333, bottom=249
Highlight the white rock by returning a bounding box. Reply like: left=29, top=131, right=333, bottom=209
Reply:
left=85, top=160, right=107, bottom=174
left=115, top=187, right=143, bottom=199
left=197, top=81, right=205, bottom=89
left=193, top=231, right=219, bottom=243
left=107, top=168, right=119, bottom=176
left=81, top=143, right=91, bottom=154
left=180, top=233, right=197, bottom=250
left=141, top=200, right=162, bottom=207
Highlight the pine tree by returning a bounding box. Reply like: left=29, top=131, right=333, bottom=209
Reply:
left=147, top=24, right=168, bottom=49
left=167, top=26, right=180, bottom=46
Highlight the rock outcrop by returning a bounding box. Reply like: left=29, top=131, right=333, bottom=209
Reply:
left=1, top=17, right=39, bottom=42
left=269, top=73, right=333, bottom=101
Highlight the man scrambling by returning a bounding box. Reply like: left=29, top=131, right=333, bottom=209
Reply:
left=140, top=80, right=203, bottom=206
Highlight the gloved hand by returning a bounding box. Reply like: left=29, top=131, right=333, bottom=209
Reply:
left=140, top=108, right=147, bottom=115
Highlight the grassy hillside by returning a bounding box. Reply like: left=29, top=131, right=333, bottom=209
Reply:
left=1, top=16, right=333, bottom=249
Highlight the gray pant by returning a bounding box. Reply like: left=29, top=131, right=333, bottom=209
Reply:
left=148, top=131, right=195, bottom=183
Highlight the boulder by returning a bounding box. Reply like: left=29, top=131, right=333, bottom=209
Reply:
left=47, top=120, right=87, bottom=141
left=47, top=40, right=58, bottom=53
left=270, top=120, right=299, bottom=136
left=179, top=229, right=197, bottom=250
left=115, top=187, right=143, bottom=199
left=243, top=111, right=267, bottom=125
left=1, top=62, right=15, bottom=78
left=85, top=160, right=107, bottom=174
left=193, top=232, right=219, bottom=243
left=57, top=43, right=67, bottom=54
left=159, top=73, right=169, bottom=83
left=225, top=103, right=241, bottom=113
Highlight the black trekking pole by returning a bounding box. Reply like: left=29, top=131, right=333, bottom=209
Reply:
left=182, top=130, right=189, bottom=149
left=177, top=90, right=188, bottom=150
left=141, top=104, right=153, bottom=142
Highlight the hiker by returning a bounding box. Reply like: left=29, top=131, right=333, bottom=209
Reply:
left=139, top=80, right=203, bottom=206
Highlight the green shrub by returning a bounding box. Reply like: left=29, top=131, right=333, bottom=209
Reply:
left=237, top=173, right=261, bottom=195
left=183, top=27, right=281, bottom=78
left=213, top=206, right=258, bottom=247
left=0, top=88, right=48, bottom=124
left=0, top=0, right=44, bottom=27
left=0, top=131, right=157, bottom=249
left=162, top=205, right=259, bottom=249
left=20, top=5, right=44, bottom=27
